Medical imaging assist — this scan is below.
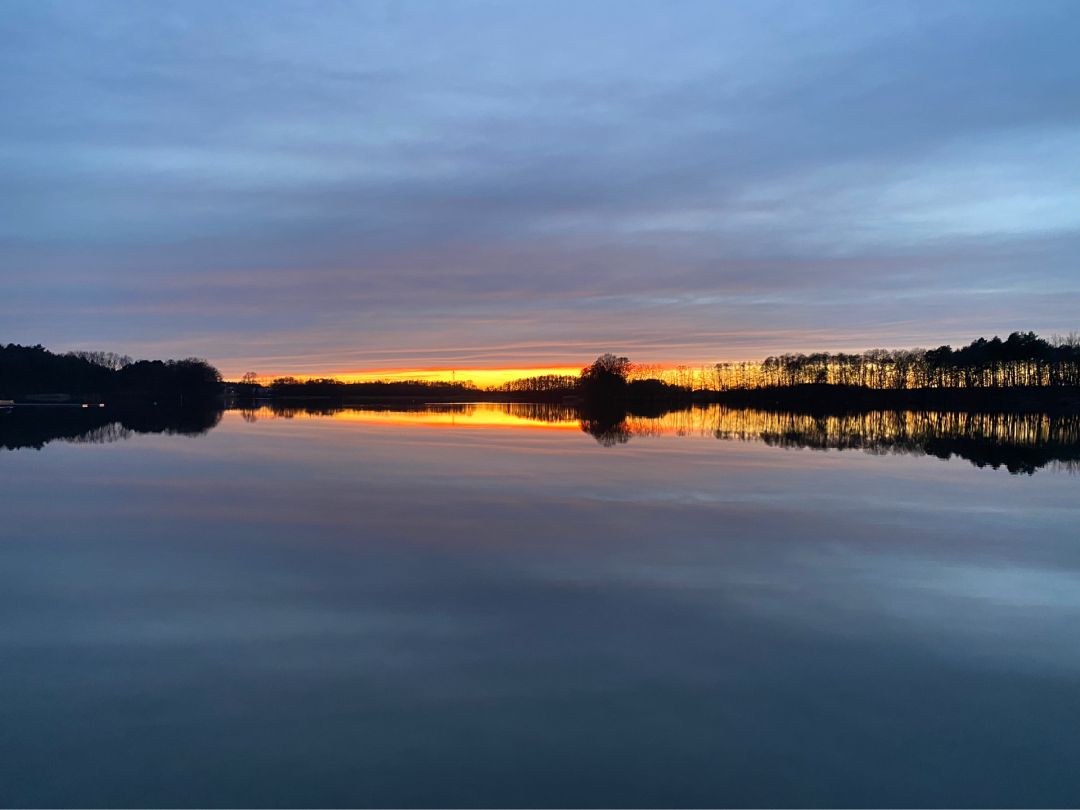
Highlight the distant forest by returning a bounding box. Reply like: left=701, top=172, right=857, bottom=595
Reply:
left=0, top=344, right=221, bottom=401
left=484, top=332, right=1080, bottom=400
left=264, top=376, right=484, bottom=400
left=713, top=331, right=1080, bottom=391
left=5, top=331, right=1080, bottom=407
left=490, top=332, right=1080, bottom=399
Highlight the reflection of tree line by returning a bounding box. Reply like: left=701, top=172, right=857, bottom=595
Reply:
left=242, top=401, right=1080, bottom=473
left=502, top=402, right=579, bottom=423
left=583, top=406, right=1080, bottom=474
left=0, top=404, right=223, bottom=451
left=62, top=422, right=134, bottom=445
left=5, top=400, right=1078, bottom=474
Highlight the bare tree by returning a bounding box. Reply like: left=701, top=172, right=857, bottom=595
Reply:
left=69, top=350, right=133, bottom=370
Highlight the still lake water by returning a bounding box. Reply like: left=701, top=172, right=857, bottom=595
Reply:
left=3, top=403, right=1079, bottom=807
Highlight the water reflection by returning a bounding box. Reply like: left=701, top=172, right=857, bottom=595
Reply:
left=3, top=398, right=1080, bottom=807
left=0, top=403, right=222, bottom=451
left=258, top=402, right=1080, bottom=474
left=242, top=400, right=580, bottom=428
left=4, top=400, right=1079, bottom=474
left=624, top=406, right=1080, bottom=474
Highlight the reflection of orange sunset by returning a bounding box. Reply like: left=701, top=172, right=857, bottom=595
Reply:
left=238, top=404, right=581, bottom=432
left=233, top=404, right=1080, bottom=464
left=330, top=406, right=580, bottom=432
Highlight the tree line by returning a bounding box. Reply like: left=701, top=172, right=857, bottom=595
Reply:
left=492, top=374, right=579, bottom=394
left=255, top=333, right=1080, bottom=407
left=264, top=376, right=483, bottom=400
left=0, top=343, right=222, bottom=400
left=14, top=329, right=1071, bottom=407
left=714, top=332, right=1080, bottom=391
left=493, top=334, right=1080, bottom=400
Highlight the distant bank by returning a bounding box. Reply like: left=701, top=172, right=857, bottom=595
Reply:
left=0, top=343, right=221, bottom=404
left=4, top=331, right=1080, bottom=414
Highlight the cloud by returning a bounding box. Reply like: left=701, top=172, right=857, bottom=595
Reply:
left=2, top=0, right=1078, bottom=372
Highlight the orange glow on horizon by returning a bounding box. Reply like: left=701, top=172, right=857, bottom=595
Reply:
left=238, top=366, right=585, bottom=388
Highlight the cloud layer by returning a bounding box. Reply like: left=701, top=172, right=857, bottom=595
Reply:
left=3, top=0, right=1078, bottom=376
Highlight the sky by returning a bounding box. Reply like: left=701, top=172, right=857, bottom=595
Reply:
left=2, top=0, right=1079, bottom=382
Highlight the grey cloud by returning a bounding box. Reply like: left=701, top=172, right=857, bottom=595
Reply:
left=2, top=0, right=1078, bottom=370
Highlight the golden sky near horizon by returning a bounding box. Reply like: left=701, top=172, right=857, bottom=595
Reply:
left=245, top=366, right=586, bottom=388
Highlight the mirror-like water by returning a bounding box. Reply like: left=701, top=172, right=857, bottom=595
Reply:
left=2, top=403, right=1079, bottom=807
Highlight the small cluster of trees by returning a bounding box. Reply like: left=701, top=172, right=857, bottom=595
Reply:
left=0, top=343, right=221, bottom=400
left=578, top=353, right=633, bottom=399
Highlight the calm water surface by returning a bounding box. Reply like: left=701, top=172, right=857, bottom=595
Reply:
left=2, top=404, right=1079, bottom=807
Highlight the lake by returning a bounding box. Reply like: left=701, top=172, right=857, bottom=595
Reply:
left=2, top=403, right=1079, bottom=807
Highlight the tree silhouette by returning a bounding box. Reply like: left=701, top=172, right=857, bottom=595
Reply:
left=709, top=332, right=1080, bottom=391
left=579, top=353, right=632, bottom=401
left=0, top=344, right=221, bottom=401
